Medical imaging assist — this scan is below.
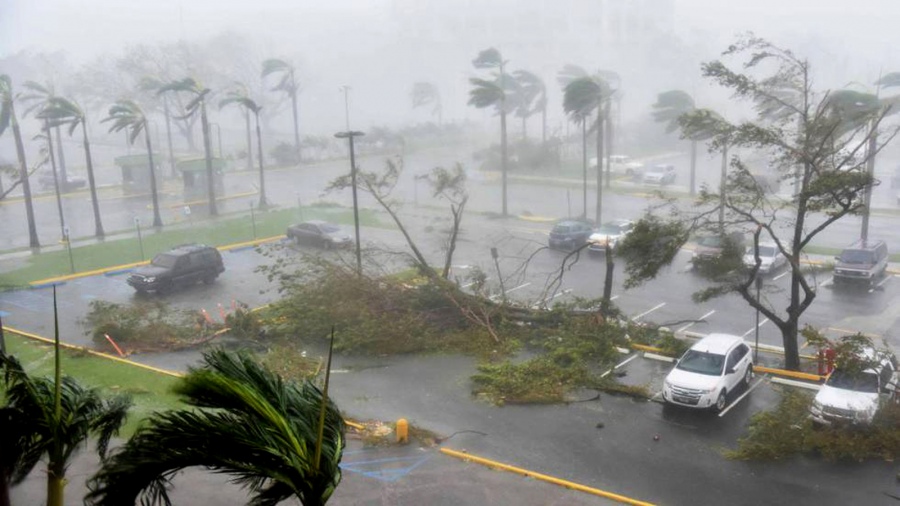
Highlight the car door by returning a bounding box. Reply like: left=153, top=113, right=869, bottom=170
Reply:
left=172, top=255, right=191, bottom=287
left=724, top=347, right=742, bottom=390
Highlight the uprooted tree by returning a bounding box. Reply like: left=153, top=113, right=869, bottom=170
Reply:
left=617, top=35, right=899, bottom=371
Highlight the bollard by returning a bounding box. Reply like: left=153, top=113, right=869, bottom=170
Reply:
left=396, top=418, right=409, bottom=444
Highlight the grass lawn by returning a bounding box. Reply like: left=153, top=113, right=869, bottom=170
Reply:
left=3, top=332, right=185, bottom=437
left=0, top=204, right=383, bottom=286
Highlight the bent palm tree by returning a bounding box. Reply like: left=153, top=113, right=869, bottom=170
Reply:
left=653, top=90, right=699, bottom=196
left=0, top=75, right=40, bottom=248
left=513, top=70, right=546, bottom=143
left=37, top=96, right=105, bottom=238
left=220, top=94, right=267, bottom=208
left=563, top=75, right=611, bottom=224
left=86, top=349, right=346, bottom=506
left=262, top=59, right=301, bottom=162
left=138, top=77, right=178, bottom=177
left=157, top=78, right=218, bottom=215
left=103, top=100, right=163, bottom=227
left=20, top=81, right=69, bottom=184
left=410, top=82, right=442, bottom=125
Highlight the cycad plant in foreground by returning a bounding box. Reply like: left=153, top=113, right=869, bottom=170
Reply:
left=86, top=349, right=346, bottom=506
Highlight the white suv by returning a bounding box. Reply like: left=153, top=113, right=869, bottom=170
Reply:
left=809, top=349, right=898, bottom=426
left=662, top=333, right=754, bottom=412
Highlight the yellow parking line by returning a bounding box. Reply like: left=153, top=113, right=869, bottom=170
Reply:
left=440, top=448, right=655, bottom=506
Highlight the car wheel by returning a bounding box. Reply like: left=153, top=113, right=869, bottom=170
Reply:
left=743, top=364, right=753, bottom=387
left=714, top=389, right=727, bottom=412
left=202, top=273, right=217, bottom=285
left=156, top=281, right=174, bottom=295
left=322, top=239, right=331, bottom=250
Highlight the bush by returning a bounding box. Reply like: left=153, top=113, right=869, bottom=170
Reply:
left=82, top=300, right=206, bottom=353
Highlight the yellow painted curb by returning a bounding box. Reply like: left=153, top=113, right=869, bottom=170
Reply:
left=217, top=235, right=285, bottom=251
left=631, top=343, right=664, bottom=354
left=440, top=448, right=655, bottom=506
left=30, top=260, right=151, bottom=286
left=517, top=215, right=557, bottom=223
left=345, top=420, right=366, bottom=430
left=755, top=365, right=823, bottom=382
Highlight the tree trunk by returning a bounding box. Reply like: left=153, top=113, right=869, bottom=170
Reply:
left=11, top=107, right=40, bottom=249
left=581, top=119, right=587, bottom=219
left=500, top=109, right=508, bottom=217
left=718, top=144, right=728, bottom=233
left=541, top=104, right=546, bottom=146
left=45, top=121, right=66, bottom=240
left=521, top=115, right=527, bottom=141
left=594, top=109, right=604, bottom=225
left=604, top=104, right=612, bottom=189
left=46, top=472, right=64, bottom=506
left=861, top=125, right=877, bottom=242
left=290, top=85, right=301, bottom=165
left=199, top=102, right=218, bottom=216
left=442, top=198, right=467, bottom=279
left=689, top=139, right=697, bottom=197
left=601, top=241, right=614, bottom=313
left=244, top=109, right=253, bottom=172
left=145, top=127, right=163, bottom=227
left=82, top=123, right=105, bottom=238
left=255, top=112, right=267, bottom=209
left=163, top=98, right=176, bottom=178
left=0, top=479, right=10, bottom=506
left=54, top=126, right=67, bottom=183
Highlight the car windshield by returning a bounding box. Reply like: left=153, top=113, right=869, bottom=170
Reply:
left=676, top=350, right=725, bottom=376
left=839, top=249, right=874, bottom=264
left=747, top=245, right=777, bottom=258
left=596, top=224, right=623, bottom=235
left=320, top=224, right=340, bottom=233
left=553, top=224, right=574, bottom=233
left=151, top=253, right=178, bottom=268
left=696, top=236, right=722, bottom=248
left=826, top=370, right=879, bottom=393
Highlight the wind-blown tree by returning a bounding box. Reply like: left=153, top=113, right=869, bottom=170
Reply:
left=37, top=96, right=106, bottom=238
left=222, top=84, right=255, bottom=171
left=0, top=76, right=41, bottom=249
left=0, top=405, right=42, bottom=506
left=158, top=77, right=218, bottom=215
left=469, top=47, right=513, bottom=217
left=0, top=290, right=131, bottom=506
left=85, top=349, right=346, bottom=506
left=653, top=90, right=700, bottom=196
left=138, top=77, right=178, bottom=177
left=20, top=81, right=69, bottom=184
left=409, top=82, right=442, bottom=125
left=512, top=70, right=546, bottom=142
left=262, top=58, right=301, bottom=162
left=618, top=36, right=898, bottom=370
left=220, top=94, right=268, bottom=209
left=103, top=100, right=164, bottom=227
left=563, top=75, right=612, bottom=224
left=562, top=88, right=591, bottom=218
left=678, top=108, right=732, bottom=231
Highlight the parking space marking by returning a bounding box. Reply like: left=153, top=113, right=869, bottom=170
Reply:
left=718, top=375, right=767, bottom=418
left=505, top=282, right=531, bottom=294
left=340, top=454, right=433, bottom=482
left=632, top=302, right=666, bottom=322
left=773, top=270, right=790, bottom=281
left=741, top=318, right=769, bottom=338
left=601, top=353, right=639, bottom=378
left=868, top=275, right=891, bottom=293
left=678, top=310, right=715, bottom=333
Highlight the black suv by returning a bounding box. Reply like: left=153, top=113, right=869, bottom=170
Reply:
left=127, top=244, right=225, bottom=294
left=833, top=240, right=889, bottom=287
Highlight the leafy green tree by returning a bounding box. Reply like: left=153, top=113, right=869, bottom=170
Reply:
left=220, top=94, right=268, bottom=209
left=469, top=47, right=513, bottom=217
left=0, top=75, right=41, bottom=248
left=653, top=90, right=700, bottom=196
left=103, top=100, right=164, bottom=227
left=85, top=349, right=346, bottom=506
left=262, top=59, right=301, bottom=162
left=619, top=36, right=898, bottom=370
left=20, top=81, right=69, bottom=184
left=157, top=77, right=219, bottom=215
left=410, top=82, right=442, bottom=125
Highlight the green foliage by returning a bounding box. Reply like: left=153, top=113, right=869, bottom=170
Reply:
left=224, top=303, right=263, bottom=339
left=628, top=324, right=691, bottom=358
left=82, top=300, right=205, bottom=352
left=617, top=216, right=690, bottom=289
left=472, top=350, right=592, bottom=404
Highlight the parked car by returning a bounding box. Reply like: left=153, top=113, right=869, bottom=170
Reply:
left=587, top=220, right=634, bottom=254
left=589, top=155, right=644, bottom=178
left=37, top=172, right=87, bottom=192
left=742, top=242, right=787, bottom=274
left=548, top=219, right=594, bottom=251
left=690, top=231, right=746, bottom=268
left=127, top=244, right=224, bottom=294
left=809, top=348, right=898, bottom=426
left=832, top=239, right=888, bottom=287
left=286, top=220, right=353, bottom=249
left=642, top=164, right=676, bottom=185
left=662, top=333, right=754, bottom=412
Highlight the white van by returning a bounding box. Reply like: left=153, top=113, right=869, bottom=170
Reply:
left=662, top=333, right=754, bottom=412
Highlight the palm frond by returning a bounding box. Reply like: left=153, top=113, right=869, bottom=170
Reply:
left=653, top=90, right=696, bottom=133
left=468, top=78, right=504, bottom=109
left=261, top=58, right=292, bottom=78
left=875, top=72, right=900, bottom=89
left=557, top=64, right=589, bottom=88
left=472, top=47, right=503, bottom=69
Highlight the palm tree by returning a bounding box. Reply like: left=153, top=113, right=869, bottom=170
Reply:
left=512, top=70, right=546, bottom=142
left=678, top=108, right=732, bottom=231
left=410, top=82, right=442, bottom=125
left=85, top=349, right=346, bottom=506
left=223, top=84, right=255, bottom=171
left=138, top=77, right=178, bottom=178
left=220, top=94, right=268, bottom=209
left=0, top=289, right=131, bottom=506
left=103, top=100, right=164, bottom=227
left=0, top=405, right=43, bottom=506
left=37, top=96, right=106, bottom=238
left=563, top=75, right=612, bottom=224
left=469, top=47, right=513, bottom=217
left=653, top=90, right=699, bottom=196
left=157, top=78, right=218, bottom=215
left=20, top=81, right=69, bottom=184
left=1, top=75, right=41, bottom=248
left=262, top=59, right=301, bottom=163
left=562, top=95, right=591, bottom=218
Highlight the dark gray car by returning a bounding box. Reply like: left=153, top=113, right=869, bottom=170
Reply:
left=286, top=220, right=353, bottom=249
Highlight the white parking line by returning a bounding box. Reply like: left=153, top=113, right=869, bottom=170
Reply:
left=718, top=375, right=766, bottom=418
left=600, top=354, right=640, bottom=378
left=504, top=282, right=531, bottom=294
left=773, top=271, right=790, bottom=281
left=678, top=310, right=715, bottom=333
left=741, top=317, right=769, bottom=338
left=632, top=302, right=666, bottom=322
left=868, top=276, right=891, bottom=293
left=611, top=295, right=620, bottom=301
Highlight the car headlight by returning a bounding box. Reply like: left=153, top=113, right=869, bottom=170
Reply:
left=145, top=277, right=156, bottom=283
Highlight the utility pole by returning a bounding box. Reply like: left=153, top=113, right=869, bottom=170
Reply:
left=335, top=130, right=365, bottom=277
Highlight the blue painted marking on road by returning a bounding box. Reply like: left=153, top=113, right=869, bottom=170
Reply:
left=228, top=245, right=257, bottom=253
left=30, top=281, right=66, bottom=290
left=0, top=311, right=9, bottom=317
left=340, top=455, right=432, bottom=483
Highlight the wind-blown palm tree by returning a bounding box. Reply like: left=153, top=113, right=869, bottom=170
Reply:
left=157, top=78, right=218, bottom=215
left=469, top=47, right=513, bottom=217
left=138, top=77, right=178, bottom=178
left=1, top=289, right=131, bottom=506
left=512, top=70, right=546, bottom=142
left=410, top=82, right=442, bottom=125
left=678, top=108, right=732, bottom=231
left=103, top=100, right=163, bottom=227
left=37, top=95, right=106, bottom=238
left=223, top=84, right=255, bottom=171
left=0, top=405, right=42, bottom=506
left=220, top=94, right=268, bottom=209
left=1, top=76, right=41, bottom=248
left=653, top=90, right=699, bottom=196
left=20, top=81, right=69, bottom=184
left=262, top=59, right=301, bottom=162
left=85, top=349, right=346, bottom=506
left=563, top=75, right=612, bottom=224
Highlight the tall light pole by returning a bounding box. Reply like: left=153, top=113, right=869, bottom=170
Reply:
left=335, top=130, right=365, bottom=276
left=339, top=85, right=351, bottom=131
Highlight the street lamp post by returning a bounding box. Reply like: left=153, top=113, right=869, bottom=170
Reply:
left=335, top=130, right=365, bottom=276
left=210, top=123, right=223, bottom=158
left=134, top=217, right=144, bottom=261
left=754, top=274, right=763, bottom=363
